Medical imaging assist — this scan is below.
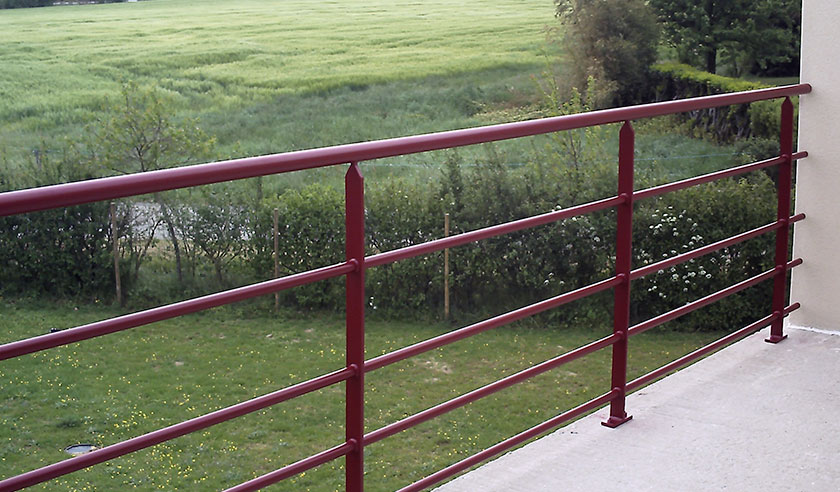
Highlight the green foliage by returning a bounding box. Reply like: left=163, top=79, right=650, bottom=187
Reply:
left=0, top=149, right=114, bottom=299
left=743, top=0, right=801, bottom=76
left=554, top=0, right=660, bottom=105
left=650, top=63, right=797, bottom=142
left=537, top=76, right=610, bottom=171
left=240, top=127, right=777, bottom=332
left=251, top=184, right=345, bottom=310
left=88, top=81, right=216, bottom=174
left=176, top=187, right=251, bottom=286
left=650, top=0, right=801, bottom=76
left=108, top=200, right=156, bottom=297
left=652, top=62, right=764, bottom=94
left=85, top=81, right=218, bottom=286
left=633, top=175, right=777, bottom=331
left=366, top=178, right=444, bottom=314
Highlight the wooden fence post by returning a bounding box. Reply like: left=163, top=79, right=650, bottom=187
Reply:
left=274, top=208, right=279, bottom=313
left=444, top=213, right=450, bottom=320
left=110, top=202, right=122, bottom=306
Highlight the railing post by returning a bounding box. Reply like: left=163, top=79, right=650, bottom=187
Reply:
left=603, top=121, right=634, bottom=428
left=345, top=162, right=366, bottom=491
left=766, top=97, right=794, bottom=344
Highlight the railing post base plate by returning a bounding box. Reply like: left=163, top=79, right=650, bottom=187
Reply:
left=601, top=414, right=632, bottom=428
left=765, top=334, right=788, bottom=344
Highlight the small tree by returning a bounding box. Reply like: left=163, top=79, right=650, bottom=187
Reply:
left=113, top=200, right=162, bottom=290
left=555, top=0, right=660, bottom=105
left=178, top=187, right=250, bottom=286
left=537, top=76, right=609, bottom=172
left=89, top=81, right=216, bottom=284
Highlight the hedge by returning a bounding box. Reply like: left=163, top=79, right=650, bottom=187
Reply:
left=244, top=156, right=776, bottom=331
left=650, top=63, right=797, bottom=143
left=1, top=151, right=777, bottom=331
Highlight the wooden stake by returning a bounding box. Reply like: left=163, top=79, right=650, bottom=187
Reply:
left=444, top=213, right=450, bottom=320
left=274, top=208, right=280, bottom=313
left=110, top=202, right=122, bottom=307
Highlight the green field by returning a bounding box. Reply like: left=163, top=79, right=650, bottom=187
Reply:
left=0, top=303, right=724, bottom=491
left=0, top=0, right=557, bottom=166
left=0, top=0, right=756, bottom=189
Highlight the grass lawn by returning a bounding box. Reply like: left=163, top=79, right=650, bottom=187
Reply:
left=0, top=302, right=725, bottom=491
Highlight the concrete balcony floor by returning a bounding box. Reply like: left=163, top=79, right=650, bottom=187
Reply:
left=435, top=326, right=840, bottom=492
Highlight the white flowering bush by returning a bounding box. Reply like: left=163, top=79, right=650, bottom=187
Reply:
left=632, top=173, right=777, bottom=331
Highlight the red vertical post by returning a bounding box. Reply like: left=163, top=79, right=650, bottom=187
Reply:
left=345, top=162, right=366, bottom=490
left=603, top=121, right=634, bottom=428
left=766, top=97, right=794, bottom=344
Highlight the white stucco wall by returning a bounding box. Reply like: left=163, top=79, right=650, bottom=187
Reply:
left=789, top=0, right=840, bottom=331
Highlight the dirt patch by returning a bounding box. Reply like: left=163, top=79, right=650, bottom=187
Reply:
left=414, top=358, right=453, bottom=374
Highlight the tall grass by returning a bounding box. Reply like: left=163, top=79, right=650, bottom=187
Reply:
left=0, top=0, right=556, bottom=164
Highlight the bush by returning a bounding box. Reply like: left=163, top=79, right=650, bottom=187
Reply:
left=632, top=174, right=777, bottom=331
left=251, top=184, right=345, bottom=311
left=240, top=128, right=780, bottom=332
left=366, top=178, right=444, bottom=315
left=0, top=150, right=115, bottom=299
left=176, top=187, right=251, bottom=287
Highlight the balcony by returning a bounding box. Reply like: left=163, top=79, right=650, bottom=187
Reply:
left=439, top=1, right=840, bottom=487
left=1, top=1, right=838, bottom=490
left=436, top=327, right=840, bottom=491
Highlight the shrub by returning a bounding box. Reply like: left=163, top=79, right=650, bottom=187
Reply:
left=0, top=150, right=115, bottom=299
left=176, top=187, right=251, bottom=287
left=366, top=178, right=444, bottom=315
left=632, top=174, right=777, bottom=331
left=251, top=184, right=345, bottom=311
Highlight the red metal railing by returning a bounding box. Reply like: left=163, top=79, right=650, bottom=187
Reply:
left=0, top=84, right=810, bottom=491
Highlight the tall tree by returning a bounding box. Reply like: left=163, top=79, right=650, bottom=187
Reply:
left=555, top=0, right=660, bottom=105
left=650, top=0, right=801, bottom=75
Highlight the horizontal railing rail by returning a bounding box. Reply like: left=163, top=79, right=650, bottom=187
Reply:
left=0, top=83, right=810, bottom=492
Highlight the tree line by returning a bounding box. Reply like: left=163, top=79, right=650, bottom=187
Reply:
left=0, top=81, right=780, bottom=332
left=556, top=0, right=801, bottom=106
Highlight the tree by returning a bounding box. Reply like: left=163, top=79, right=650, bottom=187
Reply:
left=650, top=0, right=801, bottom=75
left=734, top=0, right=801, bottom=76
left=89, top=81, right=216, bottom=284
left=178, top=187, right=250, bottom=286
left=555, top=0, right=660, bottom=106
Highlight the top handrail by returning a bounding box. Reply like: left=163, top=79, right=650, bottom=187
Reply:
left=0, top=83, right=810, bottom=217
